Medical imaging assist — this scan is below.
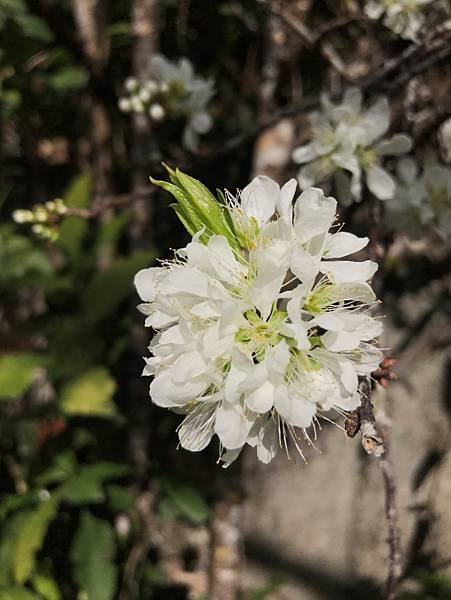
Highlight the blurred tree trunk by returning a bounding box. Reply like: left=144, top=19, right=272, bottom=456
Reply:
left=127, top=0, right=159, bottom=485
left=72, top=0, right=113, bottom=200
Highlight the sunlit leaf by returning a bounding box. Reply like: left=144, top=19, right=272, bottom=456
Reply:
left=32, top=574, right=61, bottom=600
left=60, top=367, right=117, bottom=418
left=12, top=498, right=59, bottom=584
left=0, top=353, right=45, bottom=400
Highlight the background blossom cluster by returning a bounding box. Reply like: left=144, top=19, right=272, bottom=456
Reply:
left=119, top=54, right=214, bottom=152
left=292, top=88, right=412, bottom=204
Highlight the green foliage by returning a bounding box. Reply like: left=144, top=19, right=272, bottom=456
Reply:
left=61, top=462, right=129, bottom=505
left=82, top=251, right=154, bottom=324
left=0, top=588, right=39, bottom=600
left=12, top=497, right=59, bottom=584
left=0, top=226, right=53, bottom=288
left=58, top=174, right=92, bottom=261
left=0, top=353, right=46, bottom=400
left=401, top=570, right=451, bottom=599
left=60, top=367, right=117, bottom=418
left=32, top=574, right=61, bottom=600
left=71, top=512, right=117, bottom=600
left=160, top=478, right=211, bottom=525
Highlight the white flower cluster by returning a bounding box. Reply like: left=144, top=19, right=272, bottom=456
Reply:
left=364, top=0, right=434, bottom=41
left=292, top=88, right=412, bottom=204
left=119, top=55, right=214, bottom=152
left=135, top=170, right=383, bottom=466
left=387, top=158, right=451, bottom=239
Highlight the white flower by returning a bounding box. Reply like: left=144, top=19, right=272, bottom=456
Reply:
left=119, top=55, right=214, bottom=152
left=136, top=173, right=382, bottom=466
left=293, top=88, right=412, bottom=203
left=364, top=0, right=434, bottom=41
left=387, top=157, right=451, bottom=239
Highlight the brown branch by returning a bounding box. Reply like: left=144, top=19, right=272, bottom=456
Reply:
left=65, top=187, right=155, bottom=219
left=347, top=378, right=402, bottom=599
left=204, top=23, right=451, bottom=163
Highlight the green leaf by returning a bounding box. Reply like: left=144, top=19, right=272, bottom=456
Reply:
left=60, top=367, right=117, bottom=418
left=82, top=251, right=154, bottom=324
left=95, top=211, right=130, bottom=254
left=62, top=462, right=129, bottom=505
left=0, top=353, right=45, bottom=400
left=32, top=574, right=61, bottom=600
left=12, top=498, right=59, bottom=584
left=58, top=174, right=92, bottom=260
left=71, top=512, right=117, bottom=600
left=106, top=485, right=134, bottom=513
left=14, top=14, right=53, bottom=42
left=0, top=587, right=39, bottom=600
left=160, top=479, right=211, bottom=525
left=48, top=66, right=88, bottom=92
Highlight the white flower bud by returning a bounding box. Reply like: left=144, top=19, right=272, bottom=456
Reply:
left=124, top=77, right=139, bottom=92
left=149, top=103, right=165, bottom=121
left=54, top=199, right=67, bottom=215
left=139, top=88, right=152, bottom=103
left=144, top=80, right=158, bottom=94
left=45, top=200, right=56, bottom=212
left=131, top=96, right=145, bottom=113
left=159, top=82, right=170, bottom=94
left=118, top=97, right=132, bottom=112
left=34, top=206, right=48, bottom=222
left=32, top=224, right=44, bottom=235
left=13, top=209, right=33, bottom=224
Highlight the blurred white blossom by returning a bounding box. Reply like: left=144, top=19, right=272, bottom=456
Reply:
left=292, top=88, right=412, bottom=204
left=364, top=0, right=433, bottom=41
left=119, top=54, right=214, bottom=152
left=135, top=172, right=382, bottom=466
left=387, top=158, right=451, bottom=238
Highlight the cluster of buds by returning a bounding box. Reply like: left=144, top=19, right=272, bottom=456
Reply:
left=118, top=55, right=214, bottom=152
left=118, top=76, right=167, bottom=122
left=13, top=199, right=67, bottom=242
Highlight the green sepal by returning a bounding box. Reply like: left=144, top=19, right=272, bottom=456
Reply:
left=151, top=166, right=240, bottom=253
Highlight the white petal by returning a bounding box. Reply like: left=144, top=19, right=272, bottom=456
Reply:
left=290, top=246, right=319, bottom=287
left=321, top=260, right=378, bottom=283
left=191, top=111, right=213, bottom=134
left=275, top=392, right=316, bottom=428
left=376, top=134, right=412, bottom=156
left=294, top=187, right=337, bottom=243
left=277, top=178, right=297, bottom=221
left=325, top=232, right=369, bottom=258
left=321, top=330, right=361, bottom=351
left=397, top=157, right=418, bottom=184
left=292, top=144, right=317, bottom=164
left=207, top=235, right=246, bottom=284
left=134, top=267, right=161, bottom=301
left=221, top=447, right=243, bottom=468
left=256, top=419, right=279, bottom=464
left=214, top=402, right=255, bottom=449
left=240, top=175, right=279, bottom=224
left=328, top=282, right=376, bottom=304
left=150, top=371, right=206, bottom=407
left=178, top=406, right=215, bottom=451
left=245, top=381, right=275, bottom=413
left=366, top=164, right=395, bottom=200
left=314, top=313, right=345, bottom=332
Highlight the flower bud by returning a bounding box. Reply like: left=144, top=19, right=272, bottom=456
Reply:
left=118, top=97, right=132, bottom=112
left=149, top=103, right=165, bottom=121
left=124, top=77, right=139, bottom=92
